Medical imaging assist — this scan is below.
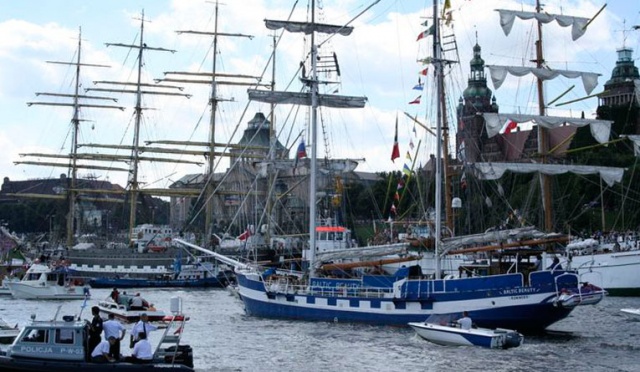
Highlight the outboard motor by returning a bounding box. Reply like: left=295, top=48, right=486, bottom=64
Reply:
left=503, top=331, right=523, bottom=349
left=162, top=345, right=193, bottom=368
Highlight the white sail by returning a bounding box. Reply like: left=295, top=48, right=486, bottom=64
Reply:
left=247, top=90, right=367, bottom=108
left=440, top=227, right=563, bottom=253
left=265, top=20, right=353, bottom=35
left=496, top=9, right=589, bottom=41
left=471, top=162, right=625, bottom=187
left=482, top=113, right=612, bottom=143
left=486, top=65, right=600, bottom=95
left=623, top=135, right=640, bottom=157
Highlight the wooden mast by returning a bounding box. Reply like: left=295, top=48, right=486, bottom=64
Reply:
left=535, top=0, right=553, bottom=232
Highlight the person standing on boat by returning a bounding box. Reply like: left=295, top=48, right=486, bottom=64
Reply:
left=130, top=313, right=157, bottom=348
left=547, top=257, right=562, bottom=270
left=88, top=306, right=104, bottom=354
left=129, top=293, right=145, bottom=310
left=533, top=255, right=543, bottom=271
left=90, top=336, right=117, bottom=363
left=457, top=311, right=472, bottom=330
left=103, top=313, right=126, bottom=361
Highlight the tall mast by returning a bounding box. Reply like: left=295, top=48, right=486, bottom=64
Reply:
left=433, top=0, right=443, bottom=278
left=157, top=0, right=260, bottom=245
left=24, top=27, right=121, bottom=247
left=535, top=0, right=553, bottom=231
left=87, top=10, right=190, bottom=243
left=309, top=0, right=319, bottom=273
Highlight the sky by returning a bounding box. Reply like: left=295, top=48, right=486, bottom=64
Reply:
left=0, top=0, right=638, bottom=191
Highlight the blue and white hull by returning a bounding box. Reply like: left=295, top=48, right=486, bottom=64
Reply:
left=236, top=269, right=583, bottom=332
left=408, top=322, right=524, bottom=349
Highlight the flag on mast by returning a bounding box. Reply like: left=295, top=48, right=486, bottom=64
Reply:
left=391, top=115, right=400, bottom=162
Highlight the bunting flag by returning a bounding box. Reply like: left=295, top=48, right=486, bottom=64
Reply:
left=397, top=178, right=405, bottom=190
left=391, top=116, right=400, bottom=162
left=501, top=120, right=518, bottom=134
left=238, top=227, right=251, bottom=241
left=419, top=68, right=429, bottom=76
left=412, top=124, right=417, bottom=136
left=390, top=204, right=397, bottom=215
left=394, top=192, right=400, bottom=201
left=405, top=151, right=412, bottom=161
left=460, top=172, right=467, bottom=190
left=297, top=138, right=307, bottom=158
left=443, top=0, right=453, bottom=26
left=409, top=138, right=415, bottom=150
left=402, top=164, right=411, bottom=176
left=409, top=95, right=421, bottom=105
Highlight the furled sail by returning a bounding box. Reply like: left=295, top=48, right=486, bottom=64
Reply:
left=482, top=113, right=612, bottom=144
left=496, top=9, right=589, bottom=41
left=471, top=162, right=625, bottom=187
left=247, top=90, right=367, bottom=108
left=315, top=243, right=408, bottom=263
left=265, top=20, right=353, bottom=36
left=487, top=65, right=600, bottom=95
left=440, top=226, right=563, bottom=254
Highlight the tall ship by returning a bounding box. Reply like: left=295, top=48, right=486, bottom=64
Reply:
left=176, top=0, right=609, bottom=333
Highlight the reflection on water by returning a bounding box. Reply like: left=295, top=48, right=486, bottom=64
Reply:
left=2, top=289, right=640, bottom=372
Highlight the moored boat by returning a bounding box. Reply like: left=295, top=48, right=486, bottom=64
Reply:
left=620, top=308, right=640, bottom=317
left=5, top=263, right=90, bottom=300
left=0, top=318, right=19, bottom=344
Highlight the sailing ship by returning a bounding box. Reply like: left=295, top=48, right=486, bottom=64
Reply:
left=173, top=0, right=608, bottom=333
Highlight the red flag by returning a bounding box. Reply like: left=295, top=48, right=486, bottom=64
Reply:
left=391, top=116, right=400, bottom=162
left=419, top=68, right=429, bottom=76
left=394, top=192, right=400, bottom=201
left=502, top=120, right=518, bottom=134
left=238, top=228, right=251, bottom=241
left=408, top=95, right=421, bottom=105
left=416, top=26, right=435, bottom=41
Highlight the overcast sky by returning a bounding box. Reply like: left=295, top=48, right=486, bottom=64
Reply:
left=0, top=0, right=637, bottom=190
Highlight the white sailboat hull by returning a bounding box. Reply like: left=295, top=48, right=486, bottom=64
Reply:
left=569, top=250, right=640, bottom=295
left=6, top=281, right=88, bottom=300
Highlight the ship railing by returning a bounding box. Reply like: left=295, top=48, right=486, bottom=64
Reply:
left=265, top=277, right=392, bottom=298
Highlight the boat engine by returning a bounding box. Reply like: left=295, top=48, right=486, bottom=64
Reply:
left=503, top=332, right=523, bottom=349
left=162, top=344, right=193, bottom=368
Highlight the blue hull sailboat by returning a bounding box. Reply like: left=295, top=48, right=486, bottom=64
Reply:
left=176, top=0, right=607, bottom=333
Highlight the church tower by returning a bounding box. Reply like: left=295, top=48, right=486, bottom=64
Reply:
left=456, top=41, right=499, bottom=162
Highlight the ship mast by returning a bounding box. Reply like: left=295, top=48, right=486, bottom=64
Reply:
left=86, top=10, right=191, bottom=243
left=155, top=0, right=264, bottom=245
left=433, top=0, right=443, bottom=279
left=22, top=28, right=123, bottom=247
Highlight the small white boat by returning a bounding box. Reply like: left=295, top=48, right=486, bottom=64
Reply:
left=97, top=293, right=167, bottom=323
left=620, top=308, right=640, bottom=317
left=5, top=263, right=90, bottom=300
left=0, top=318, right=19, bottom=344
left=409, top=314, right=524, bottom=349
left=0, top=276, right=20, bottom=296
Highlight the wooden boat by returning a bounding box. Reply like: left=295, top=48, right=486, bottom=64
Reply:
left=5, top=263, right=90, bottom=300
left=0, top=308, right=193, bottom=371
left=409, top=314, right=523, bottom=349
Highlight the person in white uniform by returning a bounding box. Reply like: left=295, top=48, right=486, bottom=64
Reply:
left=103, top=313, right=126, bottom=360
left=125, top=332, right=153, bottom=364
left=90, top=336, right=116, bottom=363
left=456, top=311, right=473, bottom=330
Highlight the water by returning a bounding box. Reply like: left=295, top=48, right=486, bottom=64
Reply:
left=1, top=289, right=639, bottom=372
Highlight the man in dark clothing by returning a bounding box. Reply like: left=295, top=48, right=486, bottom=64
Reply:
left=88, top=306, right=104, bottom=354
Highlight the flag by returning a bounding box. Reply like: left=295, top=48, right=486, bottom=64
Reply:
left=460, top=172, right=467, bottom=190
left=412, top=83, right=424, bottom=91
left=416, top=25, right=435, bottom=41
left=405, top=151, right=412, bottom=161
left=409, top=138, right=415, bottom=150
left=391, top=116, right=400, bottom=162
left=174, top=325, right=183, bottom=335
left=296, top=138, right=307, bottom=158
left=390, top=204, right=397, bottom=214
left=403, top=164, right=411, bottom=176
left=409, top=95, right=421, bottom=105
left=419, top=68, right=429, bottom=76
left=394, top=192, right=400, bottom=201
left=502, top=120, right=518, bottom=134
left=443, top=0, right=453, bottom=26
left=238, top=227, right=251, bottom=241
left=397, top=178, right=405, bottom=190
left=421, top=20, right=429, bottom=27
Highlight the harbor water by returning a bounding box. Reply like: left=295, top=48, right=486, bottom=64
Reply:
left=1, top=288, right=639, bottom=372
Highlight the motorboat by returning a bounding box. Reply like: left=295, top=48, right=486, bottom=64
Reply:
left=97, top=293, right=167, bottom=323
left=0, top=302, right=194, bottom=371
left=620, top=308, right=640, bottom=317
left=5, top=263, right=90, bottom=300
left=409, top=314, right=524, bottom=349
left=0, top=276, right=20, bottom=296
left=554, top=281, right=607, bottom=308
left=0, top=318, right=19, bottom=344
